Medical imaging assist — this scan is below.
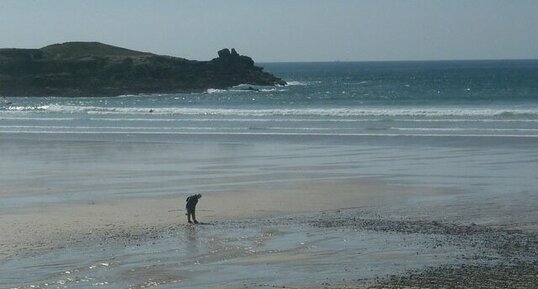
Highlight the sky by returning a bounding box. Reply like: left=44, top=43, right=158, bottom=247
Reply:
left=0, top=0, right=537, bottom=62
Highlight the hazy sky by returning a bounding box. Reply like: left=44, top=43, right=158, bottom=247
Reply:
left=1, top=0, right=537, bottom=62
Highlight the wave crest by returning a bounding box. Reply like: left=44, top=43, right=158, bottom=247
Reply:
left=5, top=105, right=538, bottom=119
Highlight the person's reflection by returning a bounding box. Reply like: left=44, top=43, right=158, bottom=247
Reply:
left=183, top=225, right=200, bottom=263
left=184, top=225, right=200, bottom=260
left=185, top=225, right=197, bottom=243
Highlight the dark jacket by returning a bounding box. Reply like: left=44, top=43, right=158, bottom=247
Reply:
left=186, top=194, right=200, bottom=211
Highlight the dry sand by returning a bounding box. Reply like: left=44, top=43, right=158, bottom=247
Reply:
left=1, top=178, right=435, bottom=260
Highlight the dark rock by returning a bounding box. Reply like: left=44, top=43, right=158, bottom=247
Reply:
left=0, top=42, right=286, bottom=97
left=217, top=48, right=231, bottom=58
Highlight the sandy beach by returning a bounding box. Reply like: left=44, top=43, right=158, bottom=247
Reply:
left=1, top=173, right=537, bottom=288
left=0, top=178, right=443, bottom=261
left=2, top=83, right=538, bottom=288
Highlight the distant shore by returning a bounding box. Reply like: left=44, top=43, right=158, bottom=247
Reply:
left=0, top=42, right=286, bottom=97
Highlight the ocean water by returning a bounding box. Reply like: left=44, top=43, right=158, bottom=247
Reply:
left=1, top=60, right=538, bottom=206
left=1, top=61, right=538, bottom=288
left=1, top=60, right=538, bottom=138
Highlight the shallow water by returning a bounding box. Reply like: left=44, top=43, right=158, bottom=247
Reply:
left=1, top=117, right=537, bottom=287
left=1, top=134, right=536, bottom=212
left=0, top=219, right=468, bottom=289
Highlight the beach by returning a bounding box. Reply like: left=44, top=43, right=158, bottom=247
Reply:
left=1, top=132, right=537, bottom=288
left=1, top=61, right=538, bottom=288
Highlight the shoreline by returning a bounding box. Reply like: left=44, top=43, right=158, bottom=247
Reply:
left=2, top=204, right=536, bottom=288
left=1, top=135, right=537, bottom=287
left=1, top=179, right=537, bottom=288
left=1, top=178, right=437, bottom=260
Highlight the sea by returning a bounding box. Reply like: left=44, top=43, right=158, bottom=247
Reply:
left=2, top=60, right=538, bottom=139
left=1, top=60, right=537, bottom=201
left=1, top=60, right=538, bottom=288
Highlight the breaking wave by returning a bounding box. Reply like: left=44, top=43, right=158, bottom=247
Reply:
left=284, top=80, right=312, bottom=86
left=5, top=104, right=538, bottom=119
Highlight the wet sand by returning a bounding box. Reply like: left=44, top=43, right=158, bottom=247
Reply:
left=0, top=178, right=442, bottom=261
left=1, top=136, right=537, bottom=288
left=1, top=178, right=537, bottom=288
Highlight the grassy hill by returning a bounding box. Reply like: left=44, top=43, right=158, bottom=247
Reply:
left=40, top=42, right=154, bottom=59
left=0, top=42, right=285, bottom=97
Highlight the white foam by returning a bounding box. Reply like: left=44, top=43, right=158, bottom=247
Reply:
left=85, top=107, right=538, bottom=118
left=6, top=105, right=51, bottom=111
left=259, top=88, right=280, bottom=92
left=205, top=88, right=227, bottom=94
left=392, top=127, right=538, bottom=132
left=0, top=117, right=79, bottom=121
left=391, top=118, right=538, bottom=123
left=1, top=116, right=534, bottom=124
left=0, top=125, right=249, bottom=131
left=4, top=105, right=538, bottom=119
left=1, top=130, right=537, bottom=138
left=285, top=80, right=309, bottom=86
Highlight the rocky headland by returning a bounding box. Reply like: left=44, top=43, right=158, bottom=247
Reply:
left=0, top=42, right=286, bottom=97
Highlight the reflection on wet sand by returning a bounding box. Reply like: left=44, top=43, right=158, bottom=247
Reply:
left=4, top=207, right=537, bottom=289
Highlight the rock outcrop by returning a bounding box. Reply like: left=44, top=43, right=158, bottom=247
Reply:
left=0, top=42, right=286, bottom=97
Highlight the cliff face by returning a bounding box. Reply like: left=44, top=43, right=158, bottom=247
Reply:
left=0, top=42, right=286, bottom=97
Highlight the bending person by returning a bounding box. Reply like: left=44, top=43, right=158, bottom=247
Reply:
left=185, top=193, right=202, bottom=224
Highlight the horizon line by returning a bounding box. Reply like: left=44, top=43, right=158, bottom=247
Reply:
left=2, top=41, right=536, bottom=64
left=257, top=58, right=538, bottom=64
